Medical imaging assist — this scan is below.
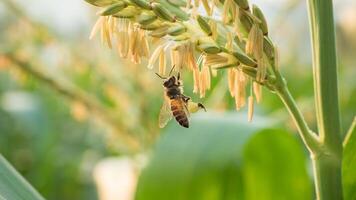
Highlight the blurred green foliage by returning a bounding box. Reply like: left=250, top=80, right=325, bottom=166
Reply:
left=343, top=120, right=356, bottom=200
left=136, top=114, right=267, bottom=200
left=242, top=129, right=312, bottom=200
left=136, top=118, right=311, bottom=200
left=0, top=0, right=354, bottom=200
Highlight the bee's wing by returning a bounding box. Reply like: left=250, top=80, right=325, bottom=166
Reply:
left=159, top=97, right=173, bottom=128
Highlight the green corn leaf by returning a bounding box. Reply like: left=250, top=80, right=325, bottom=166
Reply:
left=242, top=129, right=312, bottom=200
left=135, top=113, right=271, bottom=200
left=0, top=154, right=45, bottom=200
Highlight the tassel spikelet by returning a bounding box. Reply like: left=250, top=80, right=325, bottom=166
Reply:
left=86, top=0, right=279, bottom=121
left=116, top=18, right=130, bottom=58
left=228, top=68, right=236, bottom=97
left=234, top=68, right=247, bottom=110
left=158, top=47, right=166, bottom=76
left=253, top=82, right=262, bottom=103
left=193, top=67, right=200, bottom=94
left=248, top=95, right=254, bottom=122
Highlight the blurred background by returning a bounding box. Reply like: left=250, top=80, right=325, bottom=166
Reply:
left=0, top=0, right=355, bottom=199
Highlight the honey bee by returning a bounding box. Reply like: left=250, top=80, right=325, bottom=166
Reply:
left=156, top=68, right=206, bottom=128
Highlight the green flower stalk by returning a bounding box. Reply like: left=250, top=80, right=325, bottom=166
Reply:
left=85, top=0, right=344, bottom=198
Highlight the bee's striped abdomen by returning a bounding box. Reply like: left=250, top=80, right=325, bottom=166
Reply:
left=170, top=99, right=189, bottom=128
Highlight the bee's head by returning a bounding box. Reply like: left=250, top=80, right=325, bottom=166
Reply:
left=163, top=76, right=178, bottom=88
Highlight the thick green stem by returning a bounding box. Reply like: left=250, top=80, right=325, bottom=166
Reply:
left=275, top=74, right=343, bottom=200
left=306, top=0, right=343, bottom=199
left=312, top=151, right=343, bottom=200
left=307, top=0, right=342, bottom=155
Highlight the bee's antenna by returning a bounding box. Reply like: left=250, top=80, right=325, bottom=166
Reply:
left=155, top=73, right=167, bottom=79
left=168, top=65, right=176, bottom=76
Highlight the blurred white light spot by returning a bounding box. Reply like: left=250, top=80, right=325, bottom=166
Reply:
left=339, top=5, right=356, bottom=36
left=93, top=157, right=139, bottom=200
left=1, top=91, right=37, bottom=112
left=16, top=0, right=91, bottom=36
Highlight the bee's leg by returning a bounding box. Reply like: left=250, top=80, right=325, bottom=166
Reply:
left=181, top=94, right=190, bottom=103
left=197, top=103, right=207, bottom=112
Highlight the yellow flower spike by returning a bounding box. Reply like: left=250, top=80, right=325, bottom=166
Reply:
left=256, top=55, right=267, bottom=82
left=116, top=19, right=130, bottom=58
left=89, top=16, right=104, bottom=40
left=201, top=58, right=212, bottom=90
left=206, top=66, right=211, bottom=90
left=102, top=16, right=112, bottom=49
left=247, top=95, right=254, bottom=122
left=186, top=0, right=192, bottom=10
left=246, top=24, right=263, bottom=59
left=175, top=46, right=184, bottom=70
left=141, top=33, right=150, bottom=58
left=199, top=65, right=211, bottom=97
left=222, top=0, right=232, bottom=24
left=193, top=67, right=200, bottom=93
left=233, top=7, right=241, bottom=33
left=199, top=69, right=206, bottom=98
left=209, top=20, right=218, bottom=40
left=201, top=0, right=212, bottom=16
left=234, top=69, right=241, bottom=110
left=130, top=27, right=149, bottom=64
left=234, top=69, right=247, bottom=110
left=191, top=3, right=198, bottom=18
left=231, top=3, right=238, bottom=21
left=228, top=68, right=236, bottom=97
left=194, top=0, right=200, bottom=10
left=170, top=48, right=177, bottom=69
left=187, top=43, right=197, bottom=71
left=109, top=16, right=116, bottom=36
left=253, top=82, right=262, bottom=103
left=158, top=48, right=166, bottom=76
left=148, top=44, right=165, bottom=69
left=128, top=25, right=138, bottom=62
left=225, top=32, right=233, bottom=50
